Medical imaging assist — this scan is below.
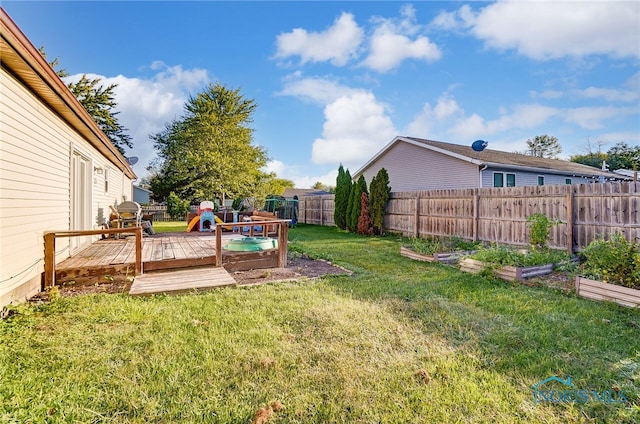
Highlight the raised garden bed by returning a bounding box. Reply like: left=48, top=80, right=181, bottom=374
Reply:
left=575, top=276, right=640, bottom=308
left=459, top=258, right=554, bottom=282
left=400, top=246, right=474, bottom=265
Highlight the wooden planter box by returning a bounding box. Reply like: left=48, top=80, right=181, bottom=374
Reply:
left=459, top=258, right=553, bottom=282
left=400, top=246, right=473, bottom=265
left=575, top=276, right=640, bottom=308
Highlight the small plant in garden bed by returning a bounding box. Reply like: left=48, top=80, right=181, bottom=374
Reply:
left=579, top=233, right=640, bottom=289
left=404, top=236, right=481, bottom=256
left=469, top=245, right=572, bottom=268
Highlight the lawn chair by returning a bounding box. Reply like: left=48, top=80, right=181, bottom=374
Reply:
left=116, top=201, right=142, bottom=229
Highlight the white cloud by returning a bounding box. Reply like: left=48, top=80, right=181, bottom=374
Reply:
left=265, top=160, right=337, bottom=188
left=470, top=1, right=640, bottom=60
left=577, top=86, right=640, bottom=103
left=311, top=92, right=396, bottom=169
left=274, top=12, right=364, bottom=66
left=405, top=93, right=464, bottom=136
left=429, top=4, right=475, bottom=32
left=449, top=104, right=558, bottom=140
left=360, top=4, right=441, bottom=72
left=278, top=73, right=362, bottom=105
left=65, top=63, right=210, bottom=178
left=564, top=106, right=629, bottom=130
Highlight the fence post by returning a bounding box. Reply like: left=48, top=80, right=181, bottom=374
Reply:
left=320, top=197, right=324, bottom=226
left=414, top=194, right=420, bottom=237
left=566, top=189, right=574, bottom=254
left=472, top=192, right=479, bottom=241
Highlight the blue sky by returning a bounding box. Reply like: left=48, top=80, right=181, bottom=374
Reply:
left=4, top=1, right=639, bottom=187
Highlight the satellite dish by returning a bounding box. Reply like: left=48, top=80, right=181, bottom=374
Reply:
left=471, top=140, right=488, bottom=152
left=126, top=156, right=139, bottom=166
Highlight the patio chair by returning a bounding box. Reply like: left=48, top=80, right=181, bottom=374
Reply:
left=116, top=201, right=142, bottom=229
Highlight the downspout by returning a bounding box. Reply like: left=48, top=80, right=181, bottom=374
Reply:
left=479, top=164, right=488, bottom=187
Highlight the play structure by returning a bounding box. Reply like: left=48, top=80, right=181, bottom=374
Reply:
left=264, top=195, right=298, bottom=226
left=187, top=201, right=225, bottom=232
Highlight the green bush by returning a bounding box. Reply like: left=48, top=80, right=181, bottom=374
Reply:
left=580, top=233, right=640, bottom=289
left=166, top=192, right=190, bottom=220
left=526, top=212, right=560, bottom=249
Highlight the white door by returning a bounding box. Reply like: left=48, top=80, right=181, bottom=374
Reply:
left=71, top=151, right=92, bottom=253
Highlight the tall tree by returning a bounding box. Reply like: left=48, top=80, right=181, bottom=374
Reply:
left=151, top=83, right=268, bottom=205
left=334, top=165, right=351, bottom=230
left=39, top=47, right=132, bottom=155
left=526, top=135, right=562, bottom=158
left=347, top=175, right=368, bottom=232
left=68, top=75, right=133, bottom=155
left=357, top=192, right=373, bottom=235
left=369, top=168, right=391, bottom=235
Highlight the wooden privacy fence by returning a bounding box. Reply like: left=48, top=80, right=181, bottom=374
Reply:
left=297, top=182, right=640, bottom=253
left=297, top=195, right=335, bottom=226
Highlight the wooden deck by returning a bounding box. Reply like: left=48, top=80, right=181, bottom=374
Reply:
left=55, top=233, right=240, bottom=284
left=48, top=220, right=290, bottom=296
left=129, top=266, right=237, bottom=296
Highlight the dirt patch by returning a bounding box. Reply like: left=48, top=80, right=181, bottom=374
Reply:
left=232, top=253, right=351, bottom=286
left=28, top=253, right=351, bottom=301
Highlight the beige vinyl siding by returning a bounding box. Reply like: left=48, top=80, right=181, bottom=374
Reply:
left=360, top=141, right=479, bottom=191
left=0, top=69, right=130, bottom=306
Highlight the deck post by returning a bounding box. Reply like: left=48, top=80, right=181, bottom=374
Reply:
left=135, top=227, right=143, bottom=275
left=277, top=222, right=289, bottom=267
left=44, top=232, right=55, bottom=288
left=215, top=224, right=223, bottom=267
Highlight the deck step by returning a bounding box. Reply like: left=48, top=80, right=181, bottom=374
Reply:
left=129, top=266, right=236, bottom=296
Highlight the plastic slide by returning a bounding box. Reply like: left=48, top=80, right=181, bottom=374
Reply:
left=186, top=214, right=226, bottom=232
left=187, top=216, right=200, bottom=232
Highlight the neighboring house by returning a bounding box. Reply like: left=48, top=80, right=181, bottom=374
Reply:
left=282, top=188, right=332, bottom=198
left=614, top=169, right=639, bottom=181
left=354, top=136, right=627, bottom=192
left=133, top=185, right=152, bottom=204
left=0, top=9, right=137, bottom=307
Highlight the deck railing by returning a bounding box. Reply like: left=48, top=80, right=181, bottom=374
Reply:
left=43, top=227, right=143, bottom=288
left=215, top=219, right=290, bottom=267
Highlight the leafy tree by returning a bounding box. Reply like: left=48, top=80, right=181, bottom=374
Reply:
left=347, top=175, right=368, bottom=232
left=607, top=142, right=640, bottom=170
left=569, top=152, right=607, bottom=169
left=39, top=47, right=132, bottom=155
left=369, top=168, right=391, bottom=235
left=68, top=75, right=133, bottom=155
left=334, top=165, right=351, bottom=230
left=312, top=181, right=335, bottom=192
left=357, top=192, right=373, bottom=235
left=166, top=192, right=190, bottom=220
left=526, top=135, right=561, bottom=158
left=151, top=83, right=268, bottom=205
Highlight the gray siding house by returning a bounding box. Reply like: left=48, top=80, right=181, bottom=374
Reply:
left=354, top=136, right=626, bottom=191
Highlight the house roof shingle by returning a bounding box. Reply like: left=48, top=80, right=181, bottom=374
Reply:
left=356, top=136, right=627, bottom=180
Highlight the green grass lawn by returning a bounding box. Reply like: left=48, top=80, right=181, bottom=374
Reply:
left=153, top=220, right=188, bottom=233
left=1, top=224, right=638, bottom=422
